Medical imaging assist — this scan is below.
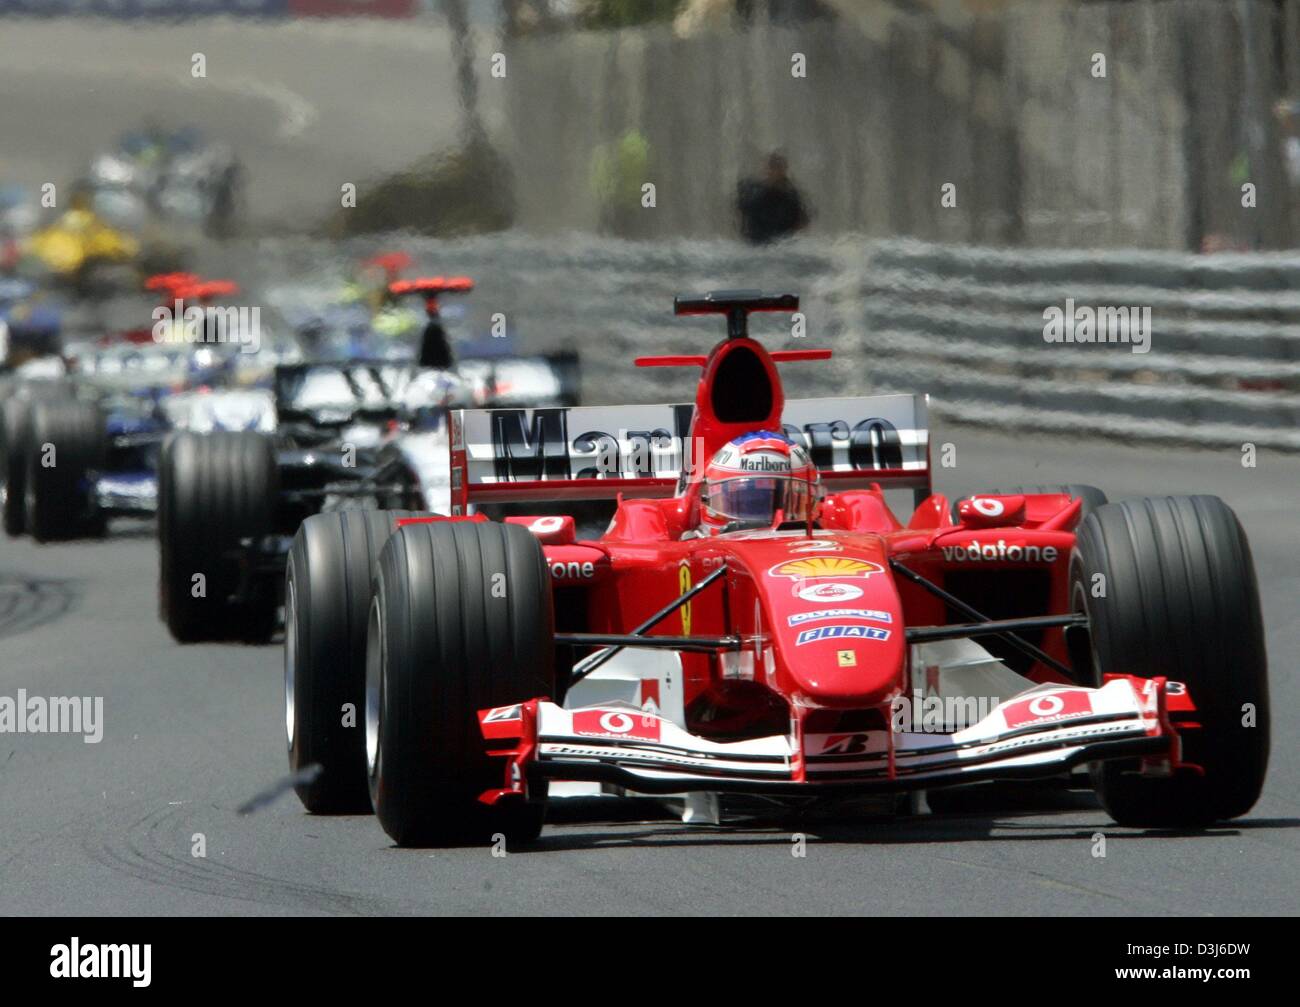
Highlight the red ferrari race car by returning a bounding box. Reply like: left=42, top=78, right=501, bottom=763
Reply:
left=283, top=291, right=1269, bottom=846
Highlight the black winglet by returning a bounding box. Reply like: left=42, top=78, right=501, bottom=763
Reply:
left=673, top=290, right=799, bottom=339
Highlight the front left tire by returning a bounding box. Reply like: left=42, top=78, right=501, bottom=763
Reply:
left=1072, top=495, right=1269, bottom=827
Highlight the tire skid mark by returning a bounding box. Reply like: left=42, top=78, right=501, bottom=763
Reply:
left=923, top=850, right=1163, bottom=913
left=81, top=804, right=400, bottom=916
left=0, top=574, right=77, bottom=640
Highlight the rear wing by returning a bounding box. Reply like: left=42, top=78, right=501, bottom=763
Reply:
left=446, top=394, right=929, bottom=512
left=274, top=351, right=579, bottom=414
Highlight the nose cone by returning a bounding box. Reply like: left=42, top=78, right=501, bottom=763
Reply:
left=758, top=542, right=907, bottom=707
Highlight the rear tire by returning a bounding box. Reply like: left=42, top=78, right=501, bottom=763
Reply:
left=23, top=399, right=105, bottom=542
left=2, top=386, right=81, bottom=537
left=368, top=521, right=554, bottom=847
left=1, top=395, right=34, bottom=536
left=1072, top=496, right=1269, bottom=826
left=286, top=509, right=415, bottom=813
left=158, top=431, right=278, bottom=643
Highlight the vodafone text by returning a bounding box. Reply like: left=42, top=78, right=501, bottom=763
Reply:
left=940, top=540, right=1058, bottom=563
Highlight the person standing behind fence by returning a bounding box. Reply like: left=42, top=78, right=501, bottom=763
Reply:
left=591, top=129, right=651, bottom=237
left=736, top=152, right=810, bottom=243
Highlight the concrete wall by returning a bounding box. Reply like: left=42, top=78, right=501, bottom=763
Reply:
left=500, top=0, right=1300, bottom=250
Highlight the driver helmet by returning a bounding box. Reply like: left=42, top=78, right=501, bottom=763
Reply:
left=700, top=430, right=821, bottom=533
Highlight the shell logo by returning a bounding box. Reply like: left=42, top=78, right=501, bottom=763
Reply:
left=768, top=557, right=884, bottom=581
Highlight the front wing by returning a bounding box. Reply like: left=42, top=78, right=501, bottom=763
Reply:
left=477, top=676, right=1196, bottom=802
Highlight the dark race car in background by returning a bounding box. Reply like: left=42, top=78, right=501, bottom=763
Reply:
left=155, top=275, right=580, bottom=644
left=267, top=259, right=581, bottom=400
left=1, top=274, right=288, bottom=540
left=0, top=277, right=64, bottom=371
left=84, top=125, right=243, bottom=239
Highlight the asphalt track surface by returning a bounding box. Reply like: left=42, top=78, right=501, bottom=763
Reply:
left=1, top=425, right=1297, bottom=916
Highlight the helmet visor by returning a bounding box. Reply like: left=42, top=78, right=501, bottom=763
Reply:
left=703, top=476, right=816, bottom=525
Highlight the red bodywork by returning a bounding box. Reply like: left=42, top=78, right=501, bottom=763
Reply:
left=387, top=276, right=474, bottom=318
left=442, top=308, right=1196, bottom=801
left=88, top=274, right=241, bottom=347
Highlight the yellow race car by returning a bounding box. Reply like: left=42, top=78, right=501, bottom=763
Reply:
left=24, top=202, right=139, bottom=280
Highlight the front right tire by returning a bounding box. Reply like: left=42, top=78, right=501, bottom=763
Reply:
left=368, top=520, right=555, bottom=847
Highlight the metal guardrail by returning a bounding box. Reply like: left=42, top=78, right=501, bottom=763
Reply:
left=841, top=241, right=1300, bottom=450
left=249, top=235, right=1300, bottom=451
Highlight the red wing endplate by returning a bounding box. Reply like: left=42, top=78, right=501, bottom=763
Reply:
left=364, top=251, right=413, bottom=279
left=173, top=279, right=239, bottom=303
left=388, top=276, right=475, bottom=297
left=388, top=276, right=475, bottom=317
left=144, top=274, right=239, bottom=303
left=144, top=272, right=201, bottom=297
